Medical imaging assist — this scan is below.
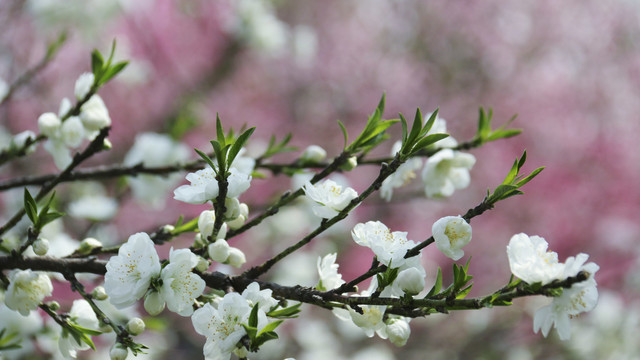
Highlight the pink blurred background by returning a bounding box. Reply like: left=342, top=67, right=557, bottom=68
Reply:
left=1, top=1, right=639, bottom=359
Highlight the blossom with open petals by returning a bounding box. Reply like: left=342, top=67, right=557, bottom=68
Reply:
left=421, top=149, right=475, bottom=198
left=303, top=179, right=358, bottom=218
left=58, top=299, right=99, bottom=358
left=241, top=282, right=278, bottom=312
left=174, top=167, right=251, bottom=205
left=432, top=216, right=472, bottom=261
left=160, top=248, right=206, bottom=316
left=316, top=253, right=345, bottom=291
left=191, top=293, right=257, bottom=360
left=104, top=233, right=161, bottom=308
left=352, top=221, right=415, bottom=268
left=533, top=254, right=599, bottom=340
left=4, top=269, right=53, bottom=316
left=79, top=95, right=111, bottom=131
left=507, top=233, right=564, bottom=285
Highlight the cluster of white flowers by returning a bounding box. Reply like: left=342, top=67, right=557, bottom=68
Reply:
left=507, top=233, right=599, bottom=340
left=333, top=220, right=425, bottom=346
left=303, top=179, right=358, bottom=219
left=198, top=209, right=247, bottom=268
left=37, top=73, right=111, bottom=169
left=191, top=282, right=279, bottom=360
left=104, top=232, right=205, bottom=316
left=379, top=114, right=476, bottom=201
left=124, top=132, right=190, bottom=208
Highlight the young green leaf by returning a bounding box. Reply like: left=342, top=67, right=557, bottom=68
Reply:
left=23, top=189, right=38, bottom=225
left=228, top=127, right=255, bottom=166
left=426, top=267, right=443, bottom=298
left=337, top=120, right=348, bottom=149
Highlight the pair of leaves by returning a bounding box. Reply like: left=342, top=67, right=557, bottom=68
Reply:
left=63, top=321, right=102, bottom=352
left=487, top=151, right=544, bottom=203
left=196, top=115, right=255, bottom=177
left=24, top=189, right=64, bottom=231
left=376, top=265, right=399, bottom=292
left=399, top=108, right=450, bottom=156
left=474, top=108, right=522, bottom=145
left=90, top=40, right=129, bottom=90
left=242, top=304, right=284, bottom=352
left=340, top=94, right=398, bottom=154
left=425, top=258, right=473, bottom=300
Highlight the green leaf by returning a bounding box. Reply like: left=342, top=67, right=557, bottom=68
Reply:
left=215, top=114, right=226, bottom=147
left=486, top=129, right=522, bottom=142
left=426, top=267, right=443, bottom=297
left=173, top=216, right=199, bottom=234
left=400, top=113, right=408, bottom=144
left=228, top=127, right=255, bottom=166
left=24, top=189, right=38, bottom=225
left=412, top=133, right=449, bottom=153
left=376, top=93, right=386, bottom=115
left=100, top=61, right=129, bottom=85
left=502, top=160, right=519, bottom=185
left=194, top=149, right=217, bottom=172
left=258, top=319, right=284, bottom=335
left=337, top=120, right=348, bottom=149
left=407, top=109, right=424, bottom=147
left=421, top=109, right=438, bottom=137
left=491, top=184, right=518, bottom=201
left=248, top=304, right=259, bottom=328
left=39, top=211, right=65, bottom=227
left=267, top=303, right=302, bottom=318
left=514, top=167, right=544, bottom=188
left=91, top=50, right=105, bottom=78
left=455, top=284, right=473, bottom=299
left=46, top=32, right=68, bottom=60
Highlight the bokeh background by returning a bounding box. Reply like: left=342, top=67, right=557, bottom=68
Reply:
left=1, top=0, right=639, bottom=359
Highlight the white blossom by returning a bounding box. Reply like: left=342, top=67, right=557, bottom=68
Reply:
left=68, top=193, right=118, bottom=221
left=198, top=210, right=217, bottom=239
left=533, top=254, right=599, bottom=340
left=303, top=179, right=358, bottom=218
left=507, top=233, right=564, bottom=285
left=4, top=269, right=53, bottom=316
left=395, top=266, right=425, bottom=296
left=38, top=112, right=62, bottom=138
left=44, top=138, right=72, bottom=170
left=241, top=282, right=278, bottom=312
left=57, top=299, right=99, bottom=358
left=382, top=318, right=411, bottom=346
left=226, top=247, right=247, bottom=268
left=159, top=248, right=206, bottom=316
left=351, top=221, right=416, bottom=268
left=191, top=293, right=256, bottom=360
left=174, top=167, right=251, bottom=205
left=300, top=145, right=327, bottom=163
left=380, top=141, right=423, bottom=201
left=60, top=116, right=85, bottom=148
left=0, top=304, right=43, bottom=358
left=104, top=232, right=161, bottom=308
left=74, top=72, right=94, bottom=100
left=432, top=215, right=472, bottom=261
left=109, top=344, right=128, bottom=360
left=12, top=130, right=37, bottom=154
left=208, top=239, right=231, bottom=263
left=421, top=149, right=475, bottom=198
left=316, top=253, right=345, bottom=291
left=79, top=95, right=111, bottom=131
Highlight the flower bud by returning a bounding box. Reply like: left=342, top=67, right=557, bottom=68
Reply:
left=217, top=223, right=228, bottom=240
left=80, top=95, right=111, bottom=131
left=396, top=267, right=425, bottom=296
left=226, top=247, right=246, bottom=268
left=109, top=343, right=128, bottom=360
left=300, top=145, right=327, bottom=163
left=208, top=239, right=230, bottom=263
left=193, top=233, right=206, bottom=249
left=340, top=156, right=358, bottom=171
left=13, top=131, right=37, bottom=154
left=46, top=301, right=60, bottom=311
left=61, top=116, right=85, bottom=148
left=386, top=318, right=411, bottom=346
left=144, top=291, right=165, bottom=316
left=126, top=317, right=146, bottom=336
left=196, top=257, right=210, bottom=272
left=162, top=224, right=175, bottom=233
left=102, top=138, right=113, bottom=150
left=58, top=97, right=71, bottom=117
left=78, top=237, right=103, bottom=254
left=198, top=210, right=216, bottom=239
left=224, top=197, right=241, bottom=220
left=239, top=203, right=249, bottom=218
left=92, top=286, right=108, bottom=301
left=38, top=112, right=61, bottom=138
left=74, top=72, right=94, bottom=100
left=432, top=215, right=472, bottom=261
left=226, top=215, right=246, bottom=230
left=32, top=238, right=49, bottom=256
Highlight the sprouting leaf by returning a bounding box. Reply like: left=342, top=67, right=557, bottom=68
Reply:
left=426, top=267, right=443, bottom=297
